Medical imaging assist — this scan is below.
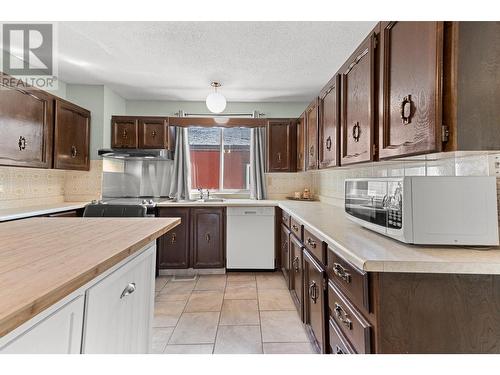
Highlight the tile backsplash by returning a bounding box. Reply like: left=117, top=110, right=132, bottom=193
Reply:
left=0, top=160, right=103, bottom=209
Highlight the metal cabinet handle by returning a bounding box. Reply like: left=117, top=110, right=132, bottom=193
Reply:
left=122, top=129, right=128, bottom=139
left=18, top=136, right=26, bottom=150
left=352, top=122, right=361, bottom=142
left=120, top=282, right=136, bottom=299
left=171, top=232, right=177, bottom=244
left=333, top=263, right=351, bottom=284
left=309, top=145, right=314, bottom=157
left=293, top=256, right=300, bottom=272
left=334, top=302, right=352, bottom=330
left=307, top=238, right=317, bottom=249
left=277, top=152, right=281, bottom=162
left=335, top=345, right=345, bottom=354
left=151, top=130, right=157, bottom=138
left=326, top=136, right=332, bottom=151
left=205, top=233, right=211, bottom=243
left=309, top=281, right=318, bottom=304
left=71, top=145, right=78, bottom=158
left=292, top=224, right=299, bottom=232
left=400, top=94, right=413, bottom=125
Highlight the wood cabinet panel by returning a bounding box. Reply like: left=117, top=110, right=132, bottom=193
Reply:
left=157, top=208, right=190, bottom=269
left=305, top=99, right=319, bottom=170
left=290, top=216, right=303, bottom=242
left=328, top=317, right=356, bottom=354
left=138, top=117, right=168, bottom=149
left=303, top=249, right=327, bottom=353
left=280, top=224, right=291, bottom=288
left=54, top=99, right=90, bottom=170
left=290, top=234, right=304, bottom=320
left=319, top=75, right=341, bottom=168
left=379, top=21, right=444, bottom=159
left=0, top=79, right=53, bottom=168
left=340, top=33, right=376, bottom=165
left=266, top=119, right=296, bottom=172
left=304, top=228, right=325, bottom=265
left=191, top=208, right=225, bottom=268
left=111, top=116, right=138, bottom=148
left=296, top=113, right=306, bottom=171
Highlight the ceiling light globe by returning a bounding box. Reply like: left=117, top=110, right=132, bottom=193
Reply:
left=206, top=92, right=227, bottom=114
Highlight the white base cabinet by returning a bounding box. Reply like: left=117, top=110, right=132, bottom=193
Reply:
left=0, top=243, right=156, bottom=354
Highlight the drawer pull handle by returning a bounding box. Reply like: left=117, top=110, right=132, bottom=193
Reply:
left=205, top=233, right=211, bottom=243
left=18, top=136, right=26, bottom=150
left=71, top=145, right=78, bottom=158
left=120, top=282, right=136, bottom=299
left=335, top=345, right=345, bottom=354
left=171, top=232, right=177, bottom=244
left=309, top=281, right=318, bottom=304
left=307, top=238, right=317, bottom=248
left=292, top=224, right=299, bottom=232
left=333, top=263, right=351, bottom=284
left=309, top=145, right=314, bottom=157
left=334, top=302, right=352, bottom=330
left=293, top=256, right=300, bottom=272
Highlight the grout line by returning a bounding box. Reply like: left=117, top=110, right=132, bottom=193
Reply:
left=212, top=275, right=227, bottom=354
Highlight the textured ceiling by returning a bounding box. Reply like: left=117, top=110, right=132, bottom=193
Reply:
left=57, top=21, right=377, bottom=102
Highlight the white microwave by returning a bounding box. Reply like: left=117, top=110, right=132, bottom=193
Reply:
left=345, top=176, right=499, bottom=246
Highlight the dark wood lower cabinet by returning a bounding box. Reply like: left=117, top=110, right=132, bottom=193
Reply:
left=190, top=207, right=225, bottom=269
left=303, top=249, right=327, bottom=354
left=156, top=207, right=225, bottom=269
left=280, top=224, right=291, bottom=288
left=157, top=207, right=190, bottom=269
left=290, top=234, right=304, bottom=319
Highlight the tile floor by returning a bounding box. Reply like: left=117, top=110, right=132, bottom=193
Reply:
left=152, top=271, right=315, bottom=354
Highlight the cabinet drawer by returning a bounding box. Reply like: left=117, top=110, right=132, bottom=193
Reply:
left=328, top=280, right=371, bottom=354
left=304, top=228, right=325, bottom=265
left=329, top=317, right=356, bottom=354
left=281, top=210, right=291, bottom=228
left=290, top=216, right=303, bottom=241
left=327, top=248, right=369, bottom=311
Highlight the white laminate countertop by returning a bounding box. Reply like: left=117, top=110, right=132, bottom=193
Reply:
left=277, top=201, right=500, bottom=275
left=0, top=202, right=89, bottom=222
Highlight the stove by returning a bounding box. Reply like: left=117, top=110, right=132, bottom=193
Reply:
left=92, top=196, right=175, bottom=216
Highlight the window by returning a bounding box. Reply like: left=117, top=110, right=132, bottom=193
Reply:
left=188, top=127, right=251, bottom=192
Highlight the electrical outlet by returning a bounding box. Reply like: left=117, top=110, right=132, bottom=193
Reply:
left=488, top=154, right=500, bottom=176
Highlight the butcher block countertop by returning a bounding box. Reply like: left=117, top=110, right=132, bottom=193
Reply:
left=0, top=217, right=180, bottom=337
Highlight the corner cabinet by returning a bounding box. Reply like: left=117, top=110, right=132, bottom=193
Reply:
left=305, top=99, right=319, bottom=170
left=319, top=75, right=341, bottom=169
left=0, top=78, right=53, bottom=168
left=378, top=21, right=444, bottom=159
left=54, top=99, right=91, bottom=171
left=190, top=208, right=225, bottom=268
left=340, top=32, right=376, bottom=165
left=266, top=119, right=296, bottom=172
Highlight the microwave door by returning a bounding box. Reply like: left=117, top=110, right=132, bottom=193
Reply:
left=345, top=180, right=388, bottom=227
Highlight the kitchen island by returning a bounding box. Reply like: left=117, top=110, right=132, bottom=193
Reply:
left=0, top=217, right=180, bottom=353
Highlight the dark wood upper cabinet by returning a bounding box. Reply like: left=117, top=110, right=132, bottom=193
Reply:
left=0, top=78, right=53, bottom=168
left=190, top=207, right=225, bottom=269
left=305, top=99, right=319, bottom=170
left=157, top=207, right=190, bottom=269
left=378, top=21, right=444, bottom=159
left=340, top=32, right=376, bottom=166
left=53, top=99, right=90, bottom=171
left=111, top=116, right=138, bottom=148
left=266, top=119, right=296, bottom=172
left=319, top=74, right=341, bottom=169
left=138, top=117, right=169, bottom=149
left=303, top=249, right=327, bottom=353
left=296, top=113, right=306, bottom=171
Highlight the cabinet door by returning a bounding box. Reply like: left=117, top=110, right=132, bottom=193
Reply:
left=138, top=117, right=168, bottom=149
left=280, top=224, right=291, bottom=288
left=378, top=21, right=444, bottom=159
left=111, top=116, right=138, bottom=148
left=0, top=80, right=53, bottom=168
left=83, top=247, right=155, bottom=354
left=290, top=234, right=304, bottom=320
left=319, top=75, right=340, bottom=169
left=340, top=33, right=376, bottom=165
left=296, top=113, right=306, bottom=171
left=303, top=249, right=327, bottom=353
left=267, top=119, right=295, bottom=172
left=306, top=99, right=319, bottom=170
left=157, top=207, right=190, bottom=269
left=0, top=296, right=84, bottom=354
left=54, top=99, right=90, bottom=170
left=191, top=208, right=225, bottom=268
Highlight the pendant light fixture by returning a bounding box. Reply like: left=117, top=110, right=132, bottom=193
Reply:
left=205, top=81, right=227, bottom=114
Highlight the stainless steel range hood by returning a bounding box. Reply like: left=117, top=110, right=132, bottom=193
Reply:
left=98, top=148, right=174, bottom=160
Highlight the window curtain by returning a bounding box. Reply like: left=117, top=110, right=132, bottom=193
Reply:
left=249, top=127, right=267, bottom=200
left=169, top=127, right=192, bottom=200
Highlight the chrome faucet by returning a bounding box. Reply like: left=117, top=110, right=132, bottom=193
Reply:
left=197, top=188, right=204, bottom=200
left=206, top=190, right=210, bottom=200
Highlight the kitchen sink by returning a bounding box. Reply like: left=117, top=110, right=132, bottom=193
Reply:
left=197, top=198, right=225, bottom=203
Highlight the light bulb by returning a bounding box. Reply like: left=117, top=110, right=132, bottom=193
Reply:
left=206, top=92, right=226, bottom=113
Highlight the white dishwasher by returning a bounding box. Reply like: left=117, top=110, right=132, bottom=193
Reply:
left=226, top=206, right=275, bottom=270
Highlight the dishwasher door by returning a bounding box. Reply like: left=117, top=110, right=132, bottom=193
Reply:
left=226, top=206, right=275, bottom=270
